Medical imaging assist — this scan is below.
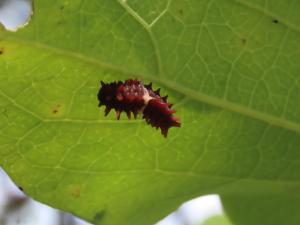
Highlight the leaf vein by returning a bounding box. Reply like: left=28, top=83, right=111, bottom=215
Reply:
left=1, top=36, right=300, bottom=134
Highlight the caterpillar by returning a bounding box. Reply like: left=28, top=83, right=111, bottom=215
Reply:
left=97, top=79, right=181, bottom=137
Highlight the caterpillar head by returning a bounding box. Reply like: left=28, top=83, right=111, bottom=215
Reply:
left=97, top=81, right=119, bottom=107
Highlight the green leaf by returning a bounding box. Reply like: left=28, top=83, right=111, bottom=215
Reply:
left=202, top=215, right=233, bottom=225
left=0, top=0, right=300, bottom=224
left=222, top=194, right=300, bottom=225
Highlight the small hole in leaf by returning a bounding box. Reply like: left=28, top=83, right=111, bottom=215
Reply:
left=0, top=0, right=33, bottom=31
left=272, top=19, right=279, bottom=24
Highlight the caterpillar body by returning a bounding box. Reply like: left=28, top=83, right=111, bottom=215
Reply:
left=97, top=79, right=180, bottom=137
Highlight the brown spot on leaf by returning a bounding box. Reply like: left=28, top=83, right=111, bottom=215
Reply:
left=69, top=187, right=81, bottom=198
left=241, top=38, right=247, bottom=45
left=52, top=104, right=62, bottom=115
left=179, top=9, right=183, bottom=16
left=0, top=48, right=3, bottom=55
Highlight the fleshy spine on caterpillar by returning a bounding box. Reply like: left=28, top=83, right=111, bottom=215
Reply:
left=97, top=79, right=181, bottom=137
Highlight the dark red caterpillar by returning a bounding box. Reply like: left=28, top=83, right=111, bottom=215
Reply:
left=97, top=79, right=180, bottom=137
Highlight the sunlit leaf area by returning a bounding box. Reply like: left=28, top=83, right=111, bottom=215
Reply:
left=0, top=0, right=299, bottom=224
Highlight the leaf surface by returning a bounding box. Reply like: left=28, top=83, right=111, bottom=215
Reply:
left=0, top=0, right=300, bottom=224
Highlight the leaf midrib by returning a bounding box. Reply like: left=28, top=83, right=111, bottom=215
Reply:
left=1, top=35, right=300, bottom=134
